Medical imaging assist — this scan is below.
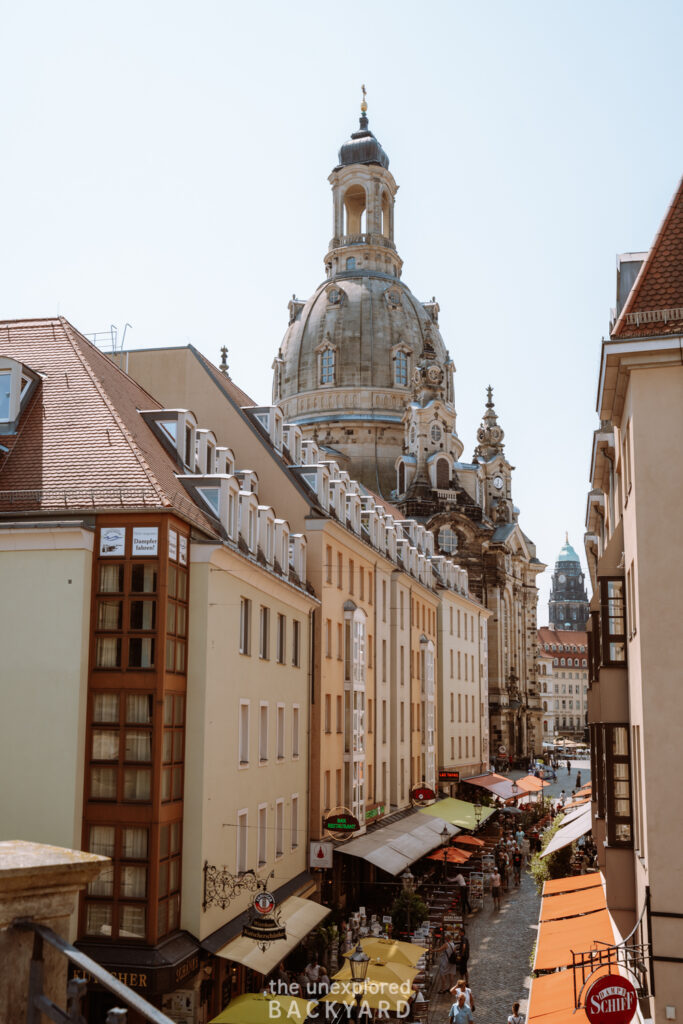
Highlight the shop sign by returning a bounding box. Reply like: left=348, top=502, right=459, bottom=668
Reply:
left=242, top=918, right=287, bottom=942
left=382, top=915, right=392, bottom=924
left=253, top=891, right=276, bottom=915
left=324, top=812, right=361, bottom=837
left=411, top=786, right=436, bottom=804
left=169, top=528, right=178, bottom=560
left=310, top=841, right=333, bottom=868
left=498, top=745, right=506, bottom=754
left=365, top=804, right=385, bottom=821
left=132, top=526, right=158, bottom=556
left=439, top=770, right=460, bottom=782
left=100, top=526, right=126, bottom=557
left=179, top=534, right=188, bottom=565
left=585, top=976, right=637, bottom=1024
left=71, top=966, right=149, bottom=991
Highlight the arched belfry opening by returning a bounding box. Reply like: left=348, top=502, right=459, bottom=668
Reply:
left=436, top=457, right=450, bottom=490
left=344, top=185, right=367, bottom=235
left=381, top=190, right=391, bottom=239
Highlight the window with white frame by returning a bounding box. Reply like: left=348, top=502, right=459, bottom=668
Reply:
left=292, top=705, right=300, bottom=758
left=276, top=704, right=285, bottom=760
left=320, top=346, right=335, bottom=385
left=276, top=614, right=286, bottom=664
left=438, top=527, right=458, bottom=554
left=239, top=701, right=249, bottom=765
left=237, top=810, right=248, bottom=873
left=239, top=598, right=251, bottom=655
left=259, top=704, right=268, bottom=762
left=258, top=804, right=267, bottom=866
left=394, top=350, right=409, bottom=387
left=259, top=607, right=270, bottom=660
left=275, top=799, right=284, bottom=857
left=291, top=795, right=299, bottom=850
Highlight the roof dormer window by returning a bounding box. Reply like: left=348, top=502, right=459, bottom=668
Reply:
left=0, top=358, right=40, bottom=432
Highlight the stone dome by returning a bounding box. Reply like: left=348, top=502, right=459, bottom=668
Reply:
left=278, top=274, right=448, bottom=406
left=336, top=113, right=390, bottom=171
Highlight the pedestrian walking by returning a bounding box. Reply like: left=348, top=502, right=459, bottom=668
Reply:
left=512, top=847, right=523, bottom=886
left=449, top=980, right=475, bottom=1012
left=448, top=992, right=474, bottom=1023
left=507, top=1001, right=524, bottom=1023
left=455, top=929, right=470, bottom=984
left=491, top=868, right=502, bottom=910
left=576, top=771, right=582, bottom=788
left=566, top=759, right=571, bottom=773
left=454, top=871, right=472, bottom=914
left=435, top=933, right=458, bottom=993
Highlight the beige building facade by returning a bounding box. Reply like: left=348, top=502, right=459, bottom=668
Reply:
left=585, top=178, right=683, bottom=1019
left=537, top=627, right=588, bottom=741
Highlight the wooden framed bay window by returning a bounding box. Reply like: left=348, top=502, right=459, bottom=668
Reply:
left=599, top=577, right=627, bottom=667
left=605, top=724, right=633, bottom=846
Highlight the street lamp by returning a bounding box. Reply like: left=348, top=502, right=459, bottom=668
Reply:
left=349, top=943, right=370, bottom=1020
left=474, top=800, right=483, bottom=830
left=441, top=825, right=450, bottom=879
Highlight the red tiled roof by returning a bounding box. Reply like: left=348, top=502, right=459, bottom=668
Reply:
left=537, top=627, right=587, bottom=647
left=612, top=175, right=683, bottom=338
left=0, top=318, right=218, bottom=535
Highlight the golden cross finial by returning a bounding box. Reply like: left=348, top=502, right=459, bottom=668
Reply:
left=361, top=83, right=367, bottom=113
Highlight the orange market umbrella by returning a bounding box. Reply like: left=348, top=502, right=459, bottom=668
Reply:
left=453, top=835, right=485, bottom=847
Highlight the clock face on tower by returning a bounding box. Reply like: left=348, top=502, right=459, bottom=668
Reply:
left=559, top=574, right=566, bottom=583
left=493, top=475, right=504, bottom=490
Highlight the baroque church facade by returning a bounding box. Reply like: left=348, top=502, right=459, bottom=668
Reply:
left=274, top=99, right=544, bottom=760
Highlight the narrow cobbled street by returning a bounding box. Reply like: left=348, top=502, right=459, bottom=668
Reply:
left=428, top=865, right=540, bottom=1024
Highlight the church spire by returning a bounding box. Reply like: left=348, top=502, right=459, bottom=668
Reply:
left=474, top=385, right=505, bottom=459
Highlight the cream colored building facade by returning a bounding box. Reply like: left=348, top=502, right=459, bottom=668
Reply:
left=438, top=586, right=491, bottom=783
left=585, top=179, right=683, bottom=1020
left=121, top=346, right=488, bottom=855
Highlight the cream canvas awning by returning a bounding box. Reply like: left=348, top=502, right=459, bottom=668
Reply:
left=541, top=807, right=592, bottom=859
left=216, top=895, right=331, bottom=976
left=337, top=811, right=460, bottom=876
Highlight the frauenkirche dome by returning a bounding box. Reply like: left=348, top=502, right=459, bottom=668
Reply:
left=273, top=97, right=455, bottom=494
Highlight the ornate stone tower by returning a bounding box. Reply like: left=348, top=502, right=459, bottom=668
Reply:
left=274, top=92, right=454, bottom=496
left=549, top=536, right=589, bottom=630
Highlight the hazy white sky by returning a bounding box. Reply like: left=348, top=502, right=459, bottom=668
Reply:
left=2, top=0, right=682, bottom=616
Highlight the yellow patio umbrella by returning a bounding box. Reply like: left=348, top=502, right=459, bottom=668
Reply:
left=334, top=957, right=417, bottom=987
left=209, top=992, right=317, bottom=1023
left=322, top=981, right=413, bottom=1013
left=342, top=937, right=427, bottom=968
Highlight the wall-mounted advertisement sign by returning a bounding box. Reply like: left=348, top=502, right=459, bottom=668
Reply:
left=168, top=529, right=178, bottom=561
left=310, top=841, right=334, bottom=868
left=411, top=786, right=436, bottom=805
left=100, top=527, right=125, bottom=557
left=323, top=812, right=361, bottom=839
left=179, top=534, right=188, bottom=565
left=439, top=770, right=460, bottom=783
left=132, top=526, right=158, bottom=556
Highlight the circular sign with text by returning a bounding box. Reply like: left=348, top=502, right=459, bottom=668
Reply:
left=324, top=812, right=361, bottom=839
left=585, top=975, right=638, bottom=1024
left=253, top=892, right=276, bottom=916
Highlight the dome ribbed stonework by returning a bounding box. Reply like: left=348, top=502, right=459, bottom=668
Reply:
left=279, top=276, right=447, bottom=406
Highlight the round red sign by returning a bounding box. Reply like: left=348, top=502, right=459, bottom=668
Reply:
left=411, top=786, right=436, bottom=803
left=253, top=891, right=276, bottom=916
left=585, top=975, right=638, bottom=1024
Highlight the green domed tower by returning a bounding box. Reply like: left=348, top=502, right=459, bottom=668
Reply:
left=549, top=535, right=589, bottom=630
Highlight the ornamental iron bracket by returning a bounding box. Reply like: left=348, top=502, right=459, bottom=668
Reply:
left=571, top=887, right=654, bottom=1009
left=202, top=862, right=264, bottom=912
